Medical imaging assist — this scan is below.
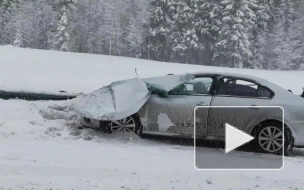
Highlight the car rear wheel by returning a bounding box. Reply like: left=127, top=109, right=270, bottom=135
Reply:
left=107, top=114, right=143, bottom=137
left=254, top=122, right=292, bottom=155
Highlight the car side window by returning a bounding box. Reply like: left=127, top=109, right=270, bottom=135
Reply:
left=169, top=77, right=213, bottom=95
left=218, top=78, right=260, bottom=98
left=257, top=86, right=273, bottom=98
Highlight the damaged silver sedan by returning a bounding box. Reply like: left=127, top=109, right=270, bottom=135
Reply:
left=73, top=72, right=304, bottom=155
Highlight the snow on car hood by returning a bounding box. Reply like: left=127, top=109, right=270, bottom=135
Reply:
left=72, top=78, right=150, bottom=121
left=72, top=73, right=195, bottom=120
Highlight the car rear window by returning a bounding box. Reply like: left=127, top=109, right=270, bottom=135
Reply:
left=218, top=78, right=273, bottom=99
left=257, top=86, right=273, bottom=98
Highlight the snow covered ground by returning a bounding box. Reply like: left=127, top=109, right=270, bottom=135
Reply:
left=2, top=99, right=304, bottom=190
left=1, top=99, right=304, bottom=190
left=1, top=46, right=304, bottom=189
left=1, top=45, right=304, bottom=95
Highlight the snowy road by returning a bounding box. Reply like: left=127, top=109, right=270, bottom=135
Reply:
left=1, top=99, right=304, bottom=190
left=2, top=139, right=304, bottom=190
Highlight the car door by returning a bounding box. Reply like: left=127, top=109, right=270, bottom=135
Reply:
left=207, top=76, right=274, bottom=137
left=141, top=76, right=215, bottom=137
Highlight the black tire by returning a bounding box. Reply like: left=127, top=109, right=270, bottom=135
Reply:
left=253, top=121, right=293, bottom=156
left=103, top=114, right=143, bottom=137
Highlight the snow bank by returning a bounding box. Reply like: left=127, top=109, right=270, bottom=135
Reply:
left=0, top=46, right=304, bottom=95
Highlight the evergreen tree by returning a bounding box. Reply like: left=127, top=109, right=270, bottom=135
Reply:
left=125, top=15, right=144, bottom=57
left=280, top=0, right=294, bottom=33
left=100, top=0, right=126, bottom=56
left=285, top=0, right=304, bottom=70
left=122, top=0, right=149, bottom=57
left=173, top=0, right=199, bottom=64
left=0, top=0, right=21, bottom=27
left=51, top=0, right=77, bottom=51
left=69, top=0, right=105, bottom=54
left=270, top=0, right=295, bottom=70
left=216, top=0, right=257, bottom=68
left=251, top=0, right=270, bottom=69
left=195, top=0, right=221, bottom=66
left=0, top=0, right=21, bottom=44
left=7, top=0, right=55, bottom=49
left=0, top=0, right=304, bottom=70
left=149, top=0, right=178, bottom=62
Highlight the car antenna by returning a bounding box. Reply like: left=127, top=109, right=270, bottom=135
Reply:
left=135, top=68, right=139, bottom=78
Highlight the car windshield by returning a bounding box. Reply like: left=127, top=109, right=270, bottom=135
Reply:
left=170, top=78, right=213, bottom=95
left=142, top=73, right=195, bottom=97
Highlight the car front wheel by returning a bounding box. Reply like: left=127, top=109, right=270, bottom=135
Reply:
left=106, top=114, right=143, bottom=137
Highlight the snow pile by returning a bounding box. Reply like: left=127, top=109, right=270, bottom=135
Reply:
left=0, top=98, right=143, bottom=144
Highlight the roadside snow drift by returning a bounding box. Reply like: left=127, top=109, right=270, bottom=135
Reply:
left=1, top=45, right=304, bottom=95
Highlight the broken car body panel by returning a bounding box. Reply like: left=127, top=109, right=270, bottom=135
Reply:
left=73, top=78, right=150, bottom=120
left=137, top=94, right=211, bottom=137
left=73, top=73, right=195, bottom=121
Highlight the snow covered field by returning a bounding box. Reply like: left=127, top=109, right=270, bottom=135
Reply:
left=1, top=46, right=304, bottom=189
left=1, top=45, right=304, bottom=95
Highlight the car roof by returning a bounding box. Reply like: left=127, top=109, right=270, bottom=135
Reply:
left=190, top=71, right=268, bottom=83
left=188, top=71, right=300, bottom=100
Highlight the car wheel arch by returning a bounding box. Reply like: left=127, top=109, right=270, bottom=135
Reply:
left=250, top=119, right=291, bottom=137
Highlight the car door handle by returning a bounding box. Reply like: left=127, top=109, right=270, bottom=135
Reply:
left=250, top=105, right=260, bottom=109
left=197, top=102, right=208, bottom=106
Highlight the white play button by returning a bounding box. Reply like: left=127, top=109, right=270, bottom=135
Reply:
left=225, top=123, right=254, bottom=153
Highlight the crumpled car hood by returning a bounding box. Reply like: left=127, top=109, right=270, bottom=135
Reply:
left=72, top=78, right=150, bottom=121
left=72, top=73, right=195, bottom=120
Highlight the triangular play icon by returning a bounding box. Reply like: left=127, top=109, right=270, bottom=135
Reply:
left=225, top=123, right=254, bottom=153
